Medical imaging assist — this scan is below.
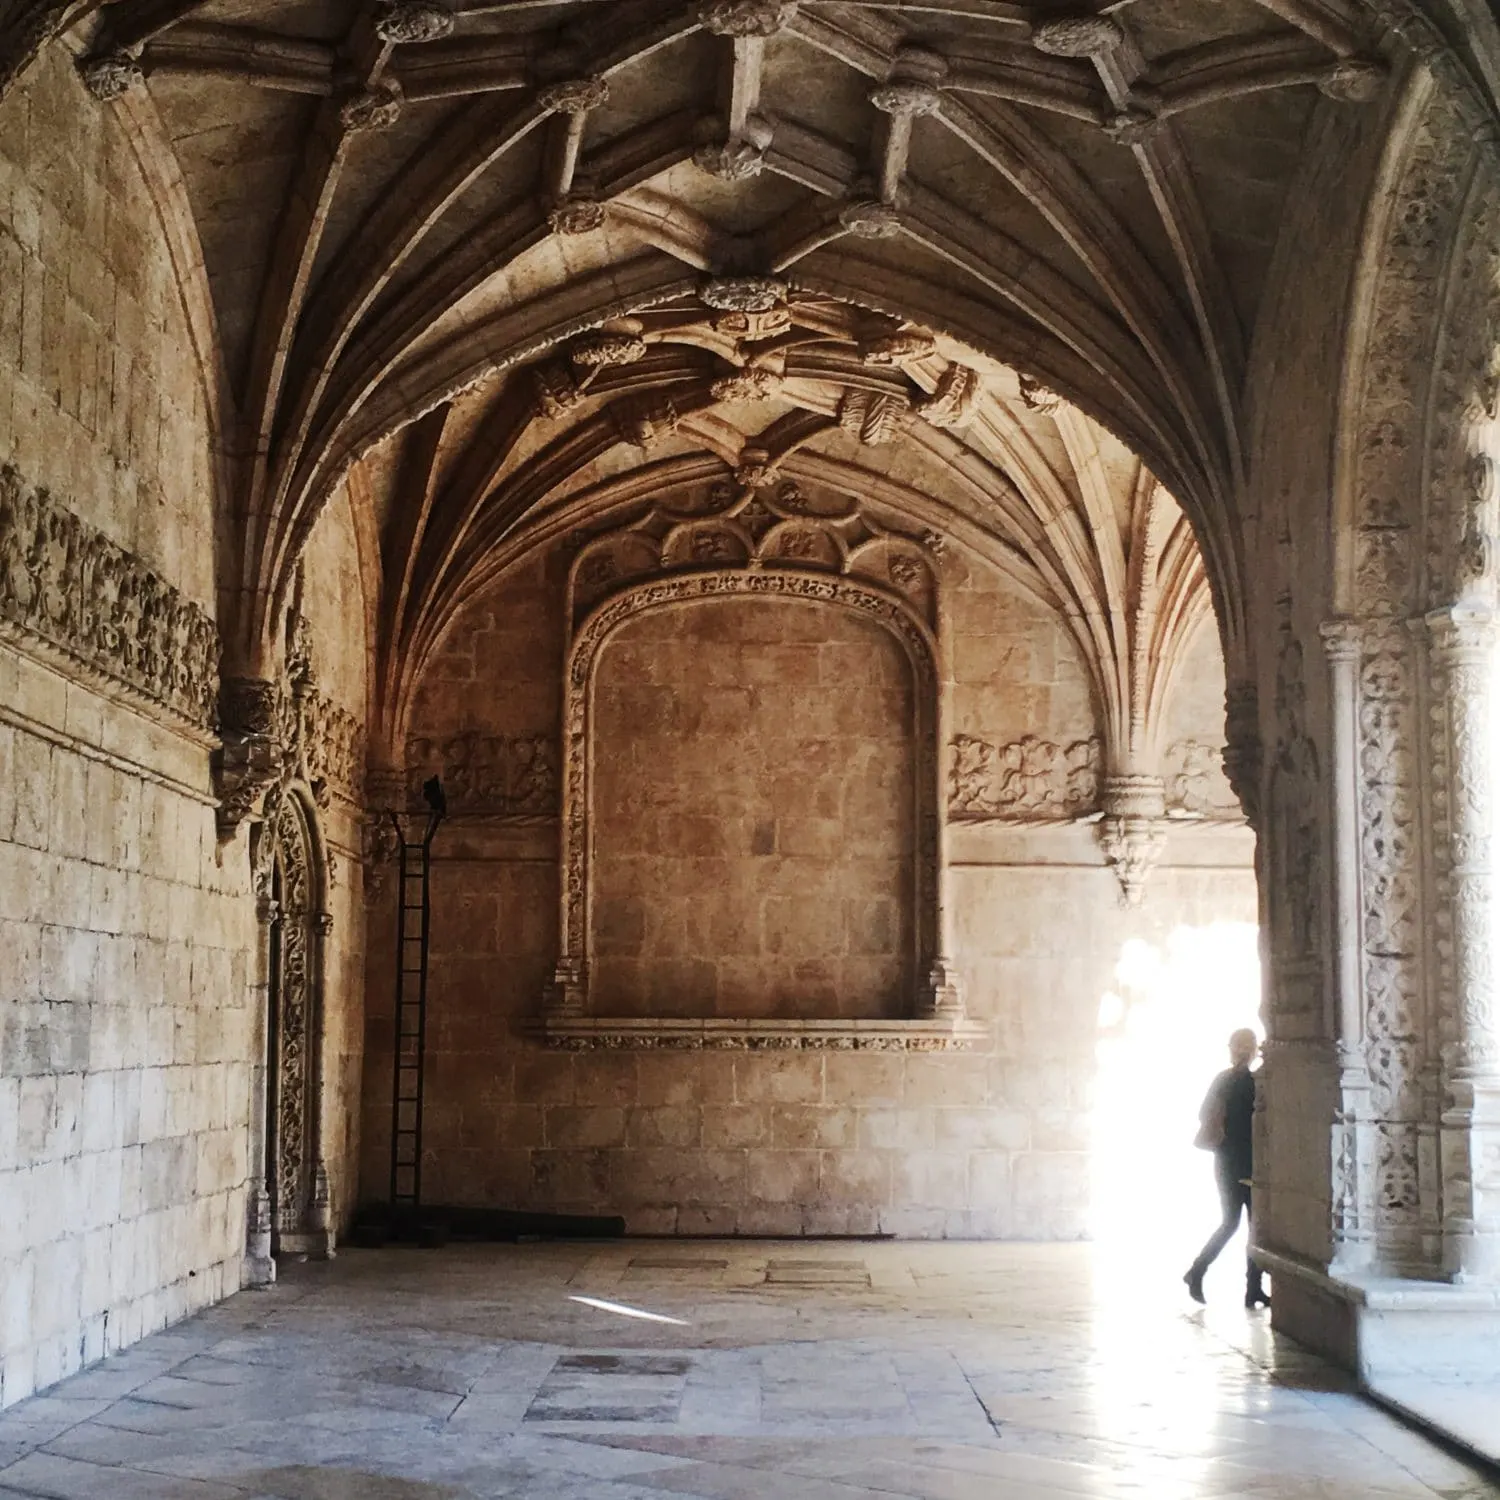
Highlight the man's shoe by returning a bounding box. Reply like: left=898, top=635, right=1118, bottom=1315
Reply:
left=1184, top=1269, right=1206, bottom=1304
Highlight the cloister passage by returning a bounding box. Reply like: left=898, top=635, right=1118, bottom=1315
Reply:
left=3, top=0, right=1500, bottom=1489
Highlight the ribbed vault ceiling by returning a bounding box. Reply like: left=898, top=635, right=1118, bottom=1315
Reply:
left=21, top=0, right=1403, bottom=742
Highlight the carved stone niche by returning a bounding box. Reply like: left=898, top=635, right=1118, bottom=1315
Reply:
left=542, top=471, right=982, bottom=1050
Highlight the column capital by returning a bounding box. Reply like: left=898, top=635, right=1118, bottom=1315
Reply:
left=1424, top=602, right=1499, bottom=663
left=1320, top=617, right=1366, bottom=662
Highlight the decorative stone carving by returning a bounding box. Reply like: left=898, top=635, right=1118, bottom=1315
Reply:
left=404, top=731, right=557, bottom=817
left=78, top=50, right=143, bottom=101
left=700, top=275, right=787, bottom=313
left=538, top=77, right=609, bottom=114
left=542, top=1017, right=985, bottom=1050
left=918, top=364, right=981, bottom=429
left=862, top=329, right=936, bottom=367
left=548, top=193, right=605, bottom=235
left=713, top=306, right=791, bottom=343
left=373, top=1, right=455, bottom=43
left=869, top=80, right=942, bottom=117
left=840, top=200, right=903, bottom=238
left=697, top=0, right=798, bottom=37
left=0, top=466, right=220, bottom=733
left=534, top=362, right=587, bottom=418
left=694, top=136, right=770, bottom=181
left=1031, top=15, right=1123, bottom=57
left=711, top=369, right=783, bottom=402
left=1319, top=59, right=1387, bottom=103
left=553, top=475, right=947, bottom=1028
left=947, top=733, right=1101, bottom=822
left=1017, top=373, right=1061, bottom=413
left=1104, top=107, right=1159, bottom=146
left=1097, top=815, right=1167, bottom=907
left=837, top=388, right=908, bottom=445
left=339, top=78, right=403, bottom=131
left=612, top=397, right=680, bottom=450
left=571, top=330, right=647, bottom=369
left=1163, top=739, right=1242, bottom=819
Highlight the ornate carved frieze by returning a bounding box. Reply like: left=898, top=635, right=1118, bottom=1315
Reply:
left=541, top=1016, right=986, bottom=1050
left=947, top=733, right=1100, bottom=822
left=0, top=466, right=220, bottom=734
left=1163, top=738, right=1242, bottom=820
left=404, top=731, right=558, bottom=818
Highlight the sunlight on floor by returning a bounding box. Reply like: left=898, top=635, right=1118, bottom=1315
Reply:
left=1090, top=921, right=1262, bottom=1291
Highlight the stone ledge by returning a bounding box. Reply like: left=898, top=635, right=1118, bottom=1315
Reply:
left=1256, top=1246, right=1500, bottom=1310
left=537, top=1016, right=991, bottom=1051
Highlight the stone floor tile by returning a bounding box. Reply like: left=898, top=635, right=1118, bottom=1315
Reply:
left=0, top=1245, right=1495, bottom=1500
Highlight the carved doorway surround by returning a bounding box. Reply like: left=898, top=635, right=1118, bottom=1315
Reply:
left=541, top=471, right=979, bottom=1050
left=251, top=787, right=335, bottom=1261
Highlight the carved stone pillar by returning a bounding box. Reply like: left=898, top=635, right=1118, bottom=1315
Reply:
left=1096, top=773, right=1167, bottom=906
left=244, top=839, right=278, bottom=1288
left=1321, top=619, right=1376, bottom=1272
left=1426, top=603, right=1500, bottom=1282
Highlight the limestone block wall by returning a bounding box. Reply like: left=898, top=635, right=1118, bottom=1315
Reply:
left=592, top=597, right=914, bottom=1020
left=362, top=536, right=1256, bottom=1234
left=0, top=52, right=256, bottom=1407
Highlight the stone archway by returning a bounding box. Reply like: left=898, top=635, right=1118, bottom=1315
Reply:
left=261, top=789, right=334, bottom=1259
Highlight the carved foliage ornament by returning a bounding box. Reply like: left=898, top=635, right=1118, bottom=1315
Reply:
left=948, top=733, right=1100, bottom=822
left=538, top=77, right=609, bottom=114
left=340, top=77, right=403, bottom=131
left=698, top=0, right=798, bottom=37
left=373, top=1, right=455, bottom=43
left=0, top=466, right=219, bottom=732
left=404, top=732, right=558, bottom=818
left=79, top=50, right=142, bottom=101
left=700, top=276, right=787, bottom=313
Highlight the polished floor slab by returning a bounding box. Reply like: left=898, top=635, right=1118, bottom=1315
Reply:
left=0, top=1242, right=1496, bottom=1499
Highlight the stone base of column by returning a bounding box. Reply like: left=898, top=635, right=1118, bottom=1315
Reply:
left=1256, top=1242, right=1500, bottom=1385
left=243, top=1185, right=277, bottom=1288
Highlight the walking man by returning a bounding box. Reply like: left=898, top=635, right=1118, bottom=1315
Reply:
left=1184, top=1028, right=1269, bottom=1308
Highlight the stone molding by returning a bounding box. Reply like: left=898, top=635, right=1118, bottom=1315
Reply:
left=0, top=465, right=220, bottom=740
left=538, top=1016, right=988, bottom=1051
left=550, top=473, right=951, bottom=1026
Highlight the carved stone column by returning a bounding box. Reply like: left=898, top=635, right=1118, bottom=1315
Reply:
left=244, top=816, right=278, bottom=1288
left=1222, top=679, right=1263, bottom=832
left=1321, top=619, right=1376, bottom=1273
left=1426, top=603, right=1500, bottom=1282
left=1096, top=774, right=1167, bottom=906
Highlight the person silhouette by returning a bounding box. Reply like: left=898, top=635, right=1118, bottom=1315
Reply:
left=1184, top=1028, right=1269, bottom=1308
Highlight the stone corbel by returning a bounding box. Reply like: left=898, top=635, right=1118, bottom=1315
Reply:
left=921, top=958, right=966, bottom=1021
left=1096, top=774, right=1167, bottom=906
left=362, top=765, right=405, bottom=905
left=214, top=677, right=284, bottom=849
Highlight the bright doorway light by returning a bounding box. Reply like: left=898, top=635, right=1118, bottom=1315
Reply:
left=1090, top=922, right=1261, bottom=1285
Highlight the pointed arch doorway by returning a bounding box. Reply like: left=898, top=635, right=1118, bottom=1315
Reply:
left=255, top=789, right=335, bottom=1262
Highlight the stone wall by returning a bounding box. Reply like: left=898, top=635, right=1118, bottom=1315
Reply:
left=592, top=597, right=915, bottom=1020
left=362, top=534, right=1254, bottom=1235
left=0, top=51, right=253, bottom=1407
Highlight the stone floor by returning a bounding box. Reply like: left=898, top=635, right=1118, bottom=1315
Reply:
left=0, top=1242, right=1496, bottom=1499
